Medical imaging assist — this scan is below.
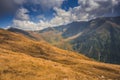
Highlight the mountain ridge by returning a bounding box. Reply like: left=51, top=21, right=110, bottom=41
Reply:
left=32, top=16, right=120, bottom=64
left=8, top=16, right=120, bottom=64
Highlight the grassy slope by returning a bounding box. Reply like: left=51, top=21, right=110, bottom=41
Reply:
left=39, top=31, right=74, bottom=51
left=0, top=29, right=120, bottom=80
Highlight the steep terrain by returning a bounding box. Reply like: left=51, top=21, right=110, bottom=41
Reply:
left=73, top=20, right=120, bottom=64
left=72, top=17, right=120, bottom=64
left=0, top=29, right=120, bottom=80
left=37, top=16, right=120, bottom=64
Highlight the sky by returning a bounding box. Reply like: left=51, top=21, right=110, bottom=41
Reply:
left=0, top=0, right=120, bottom=30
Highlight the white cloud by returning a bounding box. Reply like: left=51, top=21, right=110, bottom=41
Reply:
left=15, top=8, right=30, bottom=20
left=78, top=0, right=100, bottom=12
left=12, top=20, right=42, bottom=30
left=12, top=7, right=76, bottom=30
left=35, top=0, right=120, bottom=30
left=38, top=7, right=78, bottom=28
left=11, top=0, right=66, bottom=30
left=78, top=0, right=120, bottom=12
left=12, top=0, right=120, bottom=30
left=75, top=0, right=120, bottom=20
left=12, top=8, right=40, bottom=30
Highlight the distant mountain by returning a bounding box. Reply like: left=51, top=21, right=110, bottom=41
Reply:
left=72, top=17, right=120, bottom=64
left=1, top=29, right=120, bottom=80
left=8, top=16, right=120, bottom=64
left=38, top=16, right=120, bottom=64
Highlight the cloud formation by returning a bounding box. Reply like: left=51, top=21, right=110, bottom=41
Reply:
left=12, top=7, right=76, bottom=30
left=10, top=0, right=65, bottom=30
left=0, top=0, right=65, bottom=17
left=15, top=8, right=30, bottom=20
left=12, top=8, right=41, bottom=30
left=76, top=0, right=120, bottom=20
left=32, top=0, right=65, bottom=9
left=11, top=0, right=120, bottom=30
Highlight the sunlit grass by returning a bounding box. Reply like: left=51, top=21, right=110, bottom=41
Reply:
left=0, top=29, right=120, bottom=80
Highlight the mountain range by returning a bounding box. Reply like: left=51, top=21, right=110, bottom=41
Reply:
left=8, top=16, right=120, bottom=64
left=35, top=16, right=120, bottom=64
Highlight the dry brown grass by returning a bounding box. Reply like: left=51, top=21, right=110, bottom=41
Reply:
left=0, top=29, right=120, bottom=80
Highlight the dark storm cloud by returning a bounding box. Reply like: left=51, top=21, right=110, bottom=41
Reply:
left=0, top=0, right=65, bottom=18
left=114, top=3, right=120, bottom=16
left=0, top=0, right=23, bottom=18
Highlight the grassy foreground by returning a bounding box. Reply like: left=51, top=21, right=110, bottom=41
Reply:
left=0, top=29, right=120, bottom=80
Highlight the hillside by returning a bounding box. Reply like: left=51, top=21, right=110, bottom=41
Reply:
left=8, top=27, right=73, bottom=51
left=37, top=16, right=120, bottom=64
left=72, top=17, right=120, bottom=64
left=8, top=28, right=43, bottom=41
left=73, top=20, right=120, bottom=64
left=0, top=29, right=120, bottom=80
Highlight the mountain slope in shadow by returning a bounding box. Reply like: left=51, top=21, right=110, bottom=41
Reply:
left=36, top=16, right=120, bottom=64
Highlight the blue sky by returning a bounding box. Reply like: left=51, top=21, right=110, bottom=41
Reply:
left=0, top=0, right=120, bottom=30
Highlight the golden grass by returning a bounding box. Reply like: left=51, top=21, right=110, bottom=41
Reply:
left=0, top=29, right=120, bottom=80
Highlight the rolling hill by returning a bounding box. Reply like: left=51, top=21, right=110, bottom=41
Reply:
left=0, top=29, right=120, bottom=80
